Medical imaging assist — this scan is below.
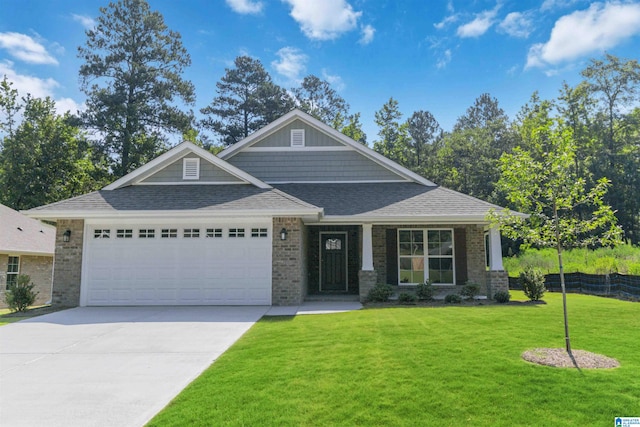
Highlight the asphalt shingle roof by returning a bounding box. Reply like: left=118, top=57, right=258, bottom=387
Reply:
left=25, top=185, right=319, bottom=214
left=0, top=204, right=55, bottom=254
left=274, top=183, right=505, bottom=218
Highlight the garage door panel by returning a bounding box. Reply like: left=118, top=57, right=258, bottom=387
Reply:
left=84, top=222, right=272, bottom=306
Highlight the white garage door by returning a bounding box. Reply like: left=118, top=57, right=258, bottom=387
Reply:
left=82, top=220, right=272, bottom=306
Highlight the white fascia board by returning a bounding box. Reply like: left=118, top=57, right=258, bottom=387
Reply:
left=219, top=109, right=436, bottom=187
left=1, top=249, right=54, bottom=257
left=307, top=215, right=496, bottom=225
left=104, top=141, right=271, bottom=190
left=25, top=208, right=322, bottom=222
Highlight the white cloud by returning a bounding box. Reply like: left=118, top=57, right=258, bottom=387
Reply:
left=436, top=49, right=452, bottom=69
left=271, top=47, right=307, bottom=81
left=359, top=24, right=375, bottom=45
left=499, top=12, right=533, bottom=38
left=526, top=2, right=640, bottom=68
left=434, top=14, right=458, bottom=30
left=71, top=14, right=95, bottom=29
left=0, top=60, right=83, bottom=115
left=540, top=0, right=582, bottom=12
left=225, top=0, right=263, bottom=14
left=321, top=69, right=345, bottom=91
left=0, top=32, right=58, bottom=65
left=283, top=0, right=362, bottom=40
left=456, top=7, right=500, bottom=38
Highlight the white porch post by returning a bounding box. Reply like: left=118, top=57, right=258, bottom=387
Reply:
left=361, top=223, right=374, bottom=271
left=489, top=226, right=504, bottom=271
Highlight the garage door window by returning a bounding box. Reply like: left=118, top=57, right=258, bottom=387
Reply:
left=117, top=229, right=133, bottom=238
left=251, top=228, right=267, bottom=237
left=206, top=228, right=222, bottom=238
left=139, top=229, right=155, bottom=238
left=184, top=228, right=200, bottom=238
left=94, top=229, right=110, bottom=239
left=161, top=229, right=177, bottom=238
left=229, top=228, right=245, bottom=238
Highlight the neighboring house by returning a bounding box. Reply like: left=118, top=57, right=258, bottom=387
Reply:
left=0, top=203, right=55, bottom=307
left=24, top=109, right=513, bottom=307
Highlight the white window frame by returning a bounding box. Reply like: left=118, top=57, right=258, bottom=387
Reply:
left=251, top=228, right=268, bottom=238
left=94, top=229, right=110, bottom=239
left=182, top=157, right=200, bottom=180
left=139, top=229, right=155, bottom=238
left=206, top=228, right=223, bottom=238
left=290, top=129, right=305, bottom=147
left=6, top=256, right=20, bottom=289
left=116, top=229, right=133, bottom=239
left=229, top=228, right=245, bottom=238
left=398, top=228, right=455, bottom=286
left=183, top=228, right=200, bottom=238
left=161, top=228, right=178, bottom=238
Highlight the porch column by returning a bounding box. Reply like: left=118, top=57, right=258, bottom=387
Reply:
left=488, top=226, right=504, bottom=271
left=361, top=223, right=374, bottom=271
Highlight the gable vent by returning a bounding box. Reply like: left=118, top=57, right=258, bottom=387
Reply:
left=291, top=129, right=305, bottom=147
left=183, top=158, right=200, bottom=180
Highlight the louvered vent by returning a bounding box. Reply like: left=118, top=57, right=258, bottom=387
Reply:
left=183, top=158, right=200, bottom=180
left=291, top=129, right=305, bottom=147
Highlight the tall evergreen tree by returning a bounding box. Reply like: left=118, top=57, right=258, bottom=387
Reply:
left=200, top=56, right=293, bottom=146
left=373, top=97, right=410, bottom=165
left=292, top=75, right=349, bottom=125
left=78, top=0, right=195, bottom=177
left=407, top=110, right=442, bottom=169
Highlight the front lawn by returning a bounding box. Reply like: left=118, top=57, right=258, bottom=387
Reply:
left=148, top=292, right=640, bottom=426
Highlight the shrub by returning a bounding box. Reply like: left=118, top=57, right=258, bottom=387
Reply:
left=415, top=281, right=434, bottom=301
left=494, top=290, right=511, bottom=304
left=367, top=284, right=393, bottom=302
left=461, top=282, right=481, bottom=300
left=519, top=268, right=546, bottom=301
left=398, top=292, right=417, bottom=305
left=4, top=274, right=38, bottom=312
left=444, top=293, right=462, bottom=304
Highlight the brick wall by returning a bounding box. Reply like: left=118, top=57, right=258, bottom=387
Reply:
left=272, top=217, right=306, bottom=305
left=52, top=219, right=84, bottom=307
left=0, top=254, right=53, bottom=308
left=372, top=224, right=488, bottom=288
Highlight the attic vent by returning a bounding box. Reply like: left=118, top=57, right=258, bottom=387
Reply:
left=291, top=129, right=305, bottom=147
left=183, top=158, right=200, bottom=180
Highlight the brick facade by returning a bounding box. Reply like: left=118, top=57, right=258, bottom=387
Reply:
left=272, top=217, right=307, bottom=305
left=0, top=254, right=53, bottom=308
left=52, top=219, right=84, bottom=307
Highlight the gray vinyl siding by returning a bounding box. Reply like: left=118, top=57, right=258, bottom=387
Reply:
left=142, top=154, right=244, bottom=183
left=227, top=151, right=406, bottom=182
left=252, top=120, right=344, bottom=147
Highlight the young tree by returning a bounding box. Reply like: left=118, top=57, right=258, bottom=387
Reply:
left=332, top=111, right=367, bottom=144
left=78, top=0, right=195, bottom=177
left=490, top=100, right=622, bottom=354
left=200, top=56, right=293, bottom=146
left=292, top=75, right=349, bottom=125
left=373, top=97, right=410, bottom=165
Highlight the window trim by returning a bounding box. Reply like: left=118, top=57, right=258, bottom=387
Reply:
left=397, top=228, right=455, bottom=286
left=6, top=256, right=20, bottom=289
left=182, top=157, right=200, bottom=180
left=251, top=228, right=268, bottom=238
left=228, top=228, right=245, bottom=238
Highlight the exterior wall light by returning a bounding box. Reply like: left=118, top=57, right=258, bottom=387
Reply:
left=63, top=229, right=71, bottom=242
left=280, top=228, right=288, bottom=241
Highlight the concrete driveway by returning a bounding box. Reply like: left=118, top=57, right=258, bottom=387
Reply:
left=0, top=306, right=268, bottom=427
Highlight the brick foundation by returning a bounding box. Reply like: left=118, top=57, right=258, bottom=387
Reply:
left=358, top=270, right=377, bottom=302
left=486, top=270, right=509, bottom=299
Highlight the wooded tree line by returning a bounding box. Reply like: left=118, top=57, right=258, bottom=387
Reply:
left=0, top=0, right=638, bottom=245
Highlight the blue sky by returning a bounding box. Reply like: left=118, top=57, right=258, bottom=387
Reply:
left=1, top=0, right=640, bottom=143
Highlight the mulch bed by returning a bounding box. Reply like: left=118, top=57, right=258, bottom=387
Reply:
left=364, top=299, right=546, bottom=308
left=522, top=348, right=620, bottom=369
left=2, top=305, right=66, bottom=318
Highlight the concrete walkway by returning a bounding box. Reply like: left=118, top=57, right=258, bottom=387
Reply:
left=0, top=306, right=268, bottom=427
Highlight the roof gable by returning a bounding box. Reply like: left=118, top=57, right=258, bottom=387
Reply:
left=104, top=141, right=270, bottom=190
left=219, top=109, right=436, bottom=186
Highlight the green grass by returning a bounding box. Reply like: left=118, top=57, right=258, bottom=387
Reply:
left=0, top=305, right=54, bottom=326
left=504, top=244, right=640, bottom=276
left=148, top=292, right=640, bottom=426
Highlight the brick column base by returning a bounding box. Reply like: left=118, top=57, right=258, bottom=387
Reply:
left=486, top=270, right=509, bottom=299
left=359, top=270, right=377, bottom=303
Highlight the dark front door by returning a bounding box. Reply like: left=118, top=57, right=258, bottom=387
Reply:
left=320, top=233, right=348, bottom=291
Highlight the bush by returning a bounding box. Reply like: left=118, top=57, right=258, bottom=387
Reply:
left=519, top=268, right=546, bottom=301
left=494, top=290, right=511, bottom=304
left=367, top=284, right=393, bottom=302
left=415, top=281, right=434, bottom=301
left=460, top=283, right=481, bottom=300
left=4, top=275, right=38, bottom=312
left=398, top=292, right=417, bottom=305
left=444, top=293, right=462, bottom=304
